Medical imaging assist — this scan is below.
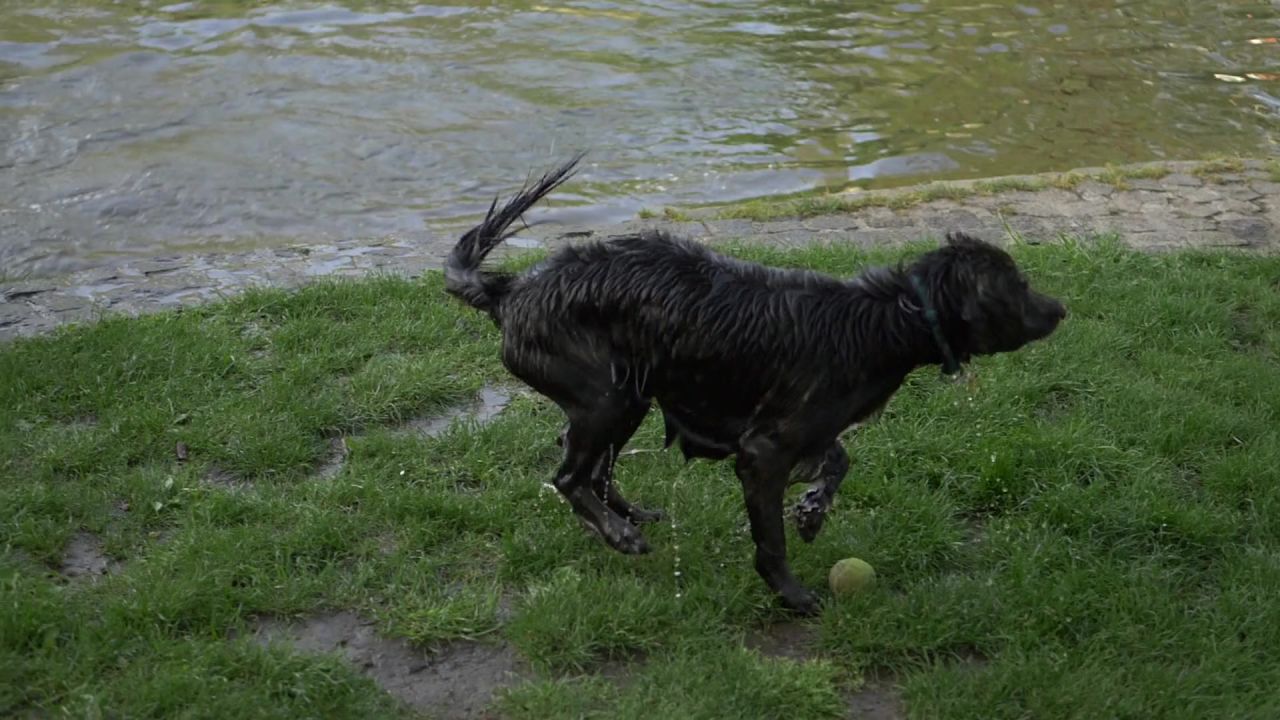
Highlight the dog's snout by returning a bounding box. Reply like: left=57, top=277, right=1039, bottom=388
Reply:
left=1024, top=294, right=1066, bottom=340
left=1032, top=292, right=1066, bottom=322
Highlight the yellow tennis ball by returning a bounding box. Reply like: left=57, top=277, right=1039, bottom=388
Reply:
left=828, top=557, right=876, bottom=596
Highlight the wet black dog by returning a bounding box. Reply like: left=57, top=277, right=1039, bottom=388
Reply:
left=445, top=156, right=1065, bottom=614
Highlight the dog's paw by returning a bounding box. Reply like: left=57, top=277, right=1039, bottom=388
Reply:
left=780, top=586, right=821, bottom=616
left=613, top=529, right=652, bottom=555
left=580, top=515, right=653, bottom=554
left=604, top=518, right=653, bottom=555
left=627, top=506, right=665, bottom=524
left=793, top=488, right=829, bottom=543
left=795, top=508, right=827, bottom=543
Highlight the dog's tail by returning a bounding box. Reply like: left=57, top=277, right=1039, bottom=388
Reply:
left=444, top=154, right=584, bottom=315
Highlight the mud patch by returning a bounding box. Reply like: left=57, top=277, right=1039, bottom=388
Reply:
left=202, top=465, right=250, bottom=491
left=60, top=531, right=119, bottom=581
left=145, top=527, right=179, bottom=546
left=254, top=611, right=527, bottom=719
left=61, top=414, right=99, bottom=432
left=845, top=679, right=905, bottom=720
left=376, top=532, right=399, bottom=557
left=744, top=621, right=821, bottom=662
left=591, top=653, right=646, bottom=690
left=949, top=647, right=991, bottom=669
left=314, top=436, right=349, bottom=480
left=1031, top=380, right=1093, bottom=423
left=744, top=622, right=906, bottom=718
left=403, top=386, right=511, bottom=439
left=1228, top=305, right=1265, bottom=352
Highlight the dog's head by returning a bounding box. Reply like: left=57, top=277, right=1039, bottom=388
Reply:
left=911, top=232, right=1066, bottom=361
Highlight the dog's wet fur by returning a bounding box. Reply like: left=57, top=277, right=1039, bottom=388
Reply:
left=445, top=156, right=1065, bottom=614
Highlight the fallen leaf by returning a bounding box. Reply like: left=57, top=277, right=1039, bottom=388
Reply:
left=1248, top=37, right=1278, bottom=45
left=1214, top=73, right=1247, bottom=83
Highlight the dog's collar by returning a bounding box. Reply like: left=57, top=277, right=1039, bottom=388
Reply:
left=908, top=275, right=963, bottom=376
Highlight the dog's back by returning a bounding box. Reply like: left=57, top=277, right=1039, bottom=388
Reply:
left=497, top=231, right=859, bottom=373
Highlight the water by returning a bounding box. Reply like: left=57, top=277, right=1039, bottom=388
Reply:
left=2, top=0, right=1277, bottom=277
left=404, top=386, right=511, bottom=438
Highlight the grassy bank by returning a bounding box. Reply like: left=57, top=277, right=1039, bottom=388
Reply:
left=639, top=157, right=1279, bottom=222
left=3, top=237, right=1280, bottom=719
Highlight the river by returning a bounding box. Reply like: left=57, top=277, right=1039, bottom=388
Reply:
left=2, top=0, right=1277, bottom=276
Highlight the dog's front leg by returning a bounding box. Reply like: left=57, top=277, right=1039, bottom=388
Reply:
left=794, top=442, right=850, bottom=543
left=735, top=433, right=819, bottom=615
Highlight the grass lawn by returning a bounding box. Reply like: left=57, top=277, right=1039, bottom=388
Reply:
left=3, top=237, right=1280, bottom=719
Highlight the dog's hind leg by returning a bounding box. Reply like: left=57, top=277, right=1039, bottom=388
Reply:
left=793, top=442, right=850, bottom=543
left=588, top=403, right=664, bottom=525
left=735, top=432, right=819, bottom=615
left=601, top=478, right=664, bottom=524
left=550, top=396, right=656, bottom=555
left=555, top=399, right=663, bottom=524
left=505, top=341, right=654, bottom=552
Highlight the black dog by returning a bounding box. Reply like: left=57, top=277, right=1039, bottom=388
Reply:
left=445, top=156, right=1065, bottom=614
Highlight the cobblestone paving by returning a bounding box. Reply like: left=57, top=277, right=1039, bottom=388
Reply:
left=3, top=160, right=1277, bottom=342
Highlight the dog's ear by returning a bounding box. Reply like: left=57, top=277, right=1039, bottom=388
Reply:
left=952, top=261, right=988, bottom=326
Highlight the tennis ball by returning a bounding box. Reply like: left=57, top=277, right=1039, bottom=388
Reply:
left=828, top=557, right=876, bottom=597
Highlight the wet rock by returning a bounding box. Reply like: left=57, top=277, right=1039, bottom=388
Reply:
left=1074, top=179, right=1114, bottom=202
left=0, top=302, right=36, bottom=328
left=1, top=281, right=58, bottom=301
left=1222, top=218, right=1270, bottom=246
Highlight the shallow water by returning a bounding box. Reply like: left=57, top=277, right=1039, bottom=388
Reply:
left=2, top=0, right=1277, bottom=276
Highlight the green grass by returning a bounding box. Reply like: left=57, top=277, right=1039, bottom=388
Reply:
left=693, top=174, right=1077, bottom=222
left=1190, top=156, right=1247, bottom=178
left=3, top=239, right=1280, bottom=718
left=1266, top=158, right=1280, bottom=183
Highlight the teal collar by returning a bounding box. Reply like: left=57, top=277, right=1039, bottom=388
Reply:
left=909, top=275, right=963, bottom=376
